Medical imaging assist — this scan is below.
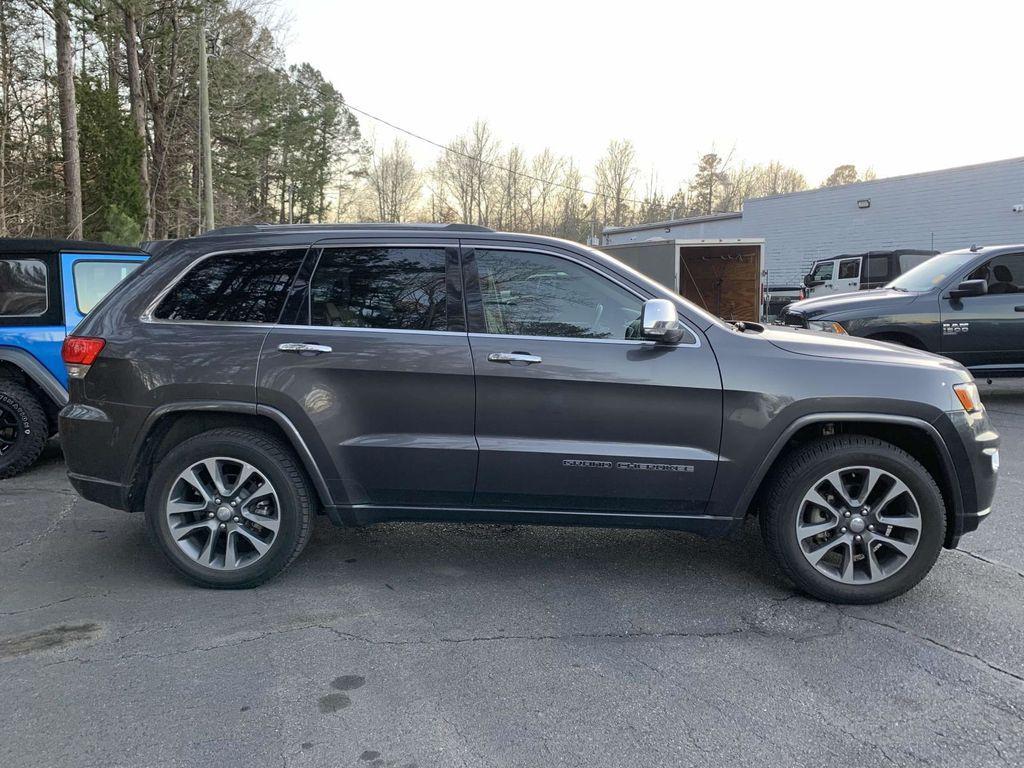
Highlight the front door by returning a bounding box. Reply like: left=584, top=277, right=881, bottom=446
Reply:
left=463, top=244, right=723, bottom=516
left=258, top=242, right=477, bottom=508
left=940, top=250, right=1024, bottom=373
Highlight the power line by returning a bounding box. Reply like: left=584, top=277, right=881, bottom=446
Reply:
left=234, top=48, right=648, bottom=207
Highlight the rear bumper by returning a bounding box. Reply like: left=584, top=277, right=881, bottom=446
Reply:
left=934, top=408, right=999, bottom=546
left=67, top=471, right=130, bottom=510
left=59, top=401, right=139, bottom=511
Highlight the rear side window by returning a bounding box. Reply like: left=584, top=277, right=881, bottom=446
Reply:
left=74, top=261, right=142, bottom=314
left=154, top=249, right=304, bottom=323
left=308, top=247, right=447, bottom=331
left=838, top=258, right=860, bottom=279
left=866, top=254, right=890, bottom=281
left=0, top=259, right=47, bottom=316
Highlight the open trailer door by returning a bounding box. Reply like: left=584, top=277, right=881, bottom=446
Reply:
left=677, top=240, right=764, bottom=322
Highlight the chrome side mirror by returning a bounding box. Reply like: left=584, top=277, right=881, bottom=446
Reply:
left=641, top=299, right=684, bottom=343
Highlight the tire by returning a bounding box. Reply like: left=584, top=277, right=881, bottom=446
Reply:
left=760, top=435, right=945, bottom=604
left=0, top=381, right=48, bottom=479
left=144, top=427, right=315, bottom=588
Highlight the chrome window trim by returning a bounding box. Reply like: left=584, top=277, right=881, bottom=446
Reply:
left=468, top=245, right=702, bottom=348
left=0, top=257, right=49, bottom=318
left=273, top=324, right=467, bottom=337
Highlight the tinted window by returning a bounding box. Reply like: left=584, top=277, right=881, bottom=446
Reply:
left=967, top=253, right=1024, bottom=294
left=0, top=259, right=47, bottom=316
left=475, top=249, right=644, bottom=340
left=154, top=250, right=304, bottom=323
left=838, top=258, right=860, bottom=279
left=866, top=254, right=890, bottom=281
left=810, top=261, right=834, bottom=281
left=74, top=261, right=142, bottom=314
left=309, top=247, right=446, bottom=331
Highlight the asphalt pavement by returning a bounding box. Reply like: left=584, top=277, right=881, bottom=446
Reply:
left=2, top=384, right=1023, bottom=768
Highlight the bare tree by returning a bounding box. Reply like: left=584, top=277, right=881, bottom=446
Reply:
left=123, top=4, right=151, bottom=238
left=366, top=138, right=420, bottom=222
left=593, top=139, right=637, bottom=228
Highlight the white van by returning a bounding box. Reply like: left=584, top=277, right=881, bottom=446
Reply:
left=803, top=249, right=937, bottom=297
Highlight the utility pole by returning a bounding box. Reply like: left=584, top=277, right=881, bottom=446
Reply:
left=198, top=7, right=214, bottom=232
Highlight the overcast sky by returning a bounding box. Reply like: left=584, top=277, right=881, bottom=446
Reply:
left=281, top=0, right=1022, bottom=194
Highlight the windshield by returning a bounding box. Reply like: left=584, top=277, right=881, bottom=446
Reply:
left=888, top=250, right=973, bottom=292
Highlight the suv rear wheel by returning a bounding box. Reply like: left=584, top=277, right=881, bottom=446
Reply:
left=144, top=428, right=315, bottom=588
left=761, top=435, right=945, bottom=604
left=0, top=381, right=48, bottom=479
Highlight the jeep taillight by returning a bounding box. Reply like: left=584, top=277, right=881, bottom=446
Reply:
left=61, top=336, right=106, bottom=379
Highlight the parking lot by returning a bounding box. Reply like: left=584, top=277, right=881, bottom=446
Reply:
left=0, top=386, right=1021, bottom=768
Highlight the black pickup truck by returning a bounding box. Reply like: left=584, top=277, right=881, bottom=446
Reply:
left=781, top=244, right=1024, bottom=379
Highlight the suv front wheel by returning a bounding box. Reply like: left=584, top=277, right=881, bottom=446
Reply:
left=145, top=428, right=315, bottom=588
left=761, top=436, right=945, bottom=604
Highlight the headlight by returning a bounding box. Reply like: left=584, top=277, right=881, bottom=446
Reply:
left=806, top=320, right=848, bottom=334
left=953, top=382, right=982, bottom=413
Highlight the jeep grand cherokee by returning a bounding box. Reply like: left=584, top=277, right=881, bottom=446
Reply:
left=59, top=224, right=1000, bottom=603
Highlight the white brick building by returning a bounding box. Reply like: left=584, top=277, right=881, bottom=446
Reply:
left=603, top=157, right=1024, bottom=285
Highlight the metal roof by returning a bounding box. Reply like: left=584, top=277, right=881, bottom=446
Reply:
left=603, top=211, right=742, bottom=236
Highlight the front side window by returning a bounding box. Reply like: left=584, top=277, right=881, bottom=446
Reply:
left=0, top=259, right=47, bottom=316
left=967, top=253, right=1024, bottom=294
left=74, top=261, right=142, bottom=314
left=475, top=249, right=644, bottom=340
left=838, top=258, right=861, bottom=279
left=154, top=249, right=304, bottom=323
left=809, top=261, right=835, bottom=281
left=309, top=247, right=447, bottom=331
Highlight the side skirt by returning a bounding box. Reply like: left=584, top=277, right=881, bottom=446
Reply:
left=323, top=504, right=740, bottom=537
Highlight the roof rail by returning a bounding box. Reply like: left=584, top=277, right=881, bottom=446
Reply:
left=201, top=222, right=495, bottom=237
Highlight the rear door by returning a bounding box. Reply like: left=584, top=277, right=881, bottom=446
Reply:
left=835, top=257, right=862, bottom=293
left=940, top=250, right=1024, bottom=371
left=258, top=240, right=477, bottom=508
left=463, top=242, right=722, bottom=516
left=60, top=252, right=147, bottom=333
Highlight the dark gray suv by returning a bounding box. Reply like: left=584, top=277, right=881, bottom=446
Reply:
left=59, top=224, right=999, bottom=603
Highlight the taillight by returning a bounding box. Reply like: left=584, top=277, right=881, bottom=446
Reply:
left=62, top=336, right=106, bottom=379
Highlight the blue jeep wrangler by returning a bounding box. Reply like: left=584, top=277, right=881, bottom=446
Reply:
left=0, top=239, right=146, bottom=477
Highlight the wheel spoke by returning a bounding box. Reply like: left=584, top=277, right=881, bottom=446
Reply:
left=839, top=539, right=856, bottom=583
left=873, top=478, right=912, bottom=516
left=234, top=525, right=271, bottom=556
left=241, top=510, right=280, bottom=532
left=860, top=467, right=885, bottom=501
left=224, top=530, right=237, bottom=569
left=226, top=462, right=259, bottom=497
left=868, top=531, right=917, bottom=559
left=804, top=488, right=843, bottom=519
left=242, top=484, right=277, bottom=507
left=864, top=541, right=883, bottom=582
left=807, top=533, right=850, bottom=566
left=170, top=519, right=215, bottom=540
left=823, top=470, right=856, bottom=507
left=167, top=499, right=207, bottom=518
left=797, top=519, right=837, bottom=541
left=182, top=467, right=214, bottom=504
left=202, top=459, right=232, bottom=498
left=197, top=525, right=220, bottom=566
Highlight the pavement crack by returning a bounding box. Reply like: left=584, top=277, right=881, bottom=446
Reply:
left=841, top=611, right=1024, bottom=686
left=954, top=547, right=1024, bottom=580
left=0, top=494, right=78, bottom=555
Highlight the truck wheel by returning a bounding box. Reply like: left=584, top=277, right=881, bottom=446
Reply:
left=144, top=427, right=315, bottom=589
left=0, top=381, right=48, bottom=479
left=760, top=436, right=945, bottom=604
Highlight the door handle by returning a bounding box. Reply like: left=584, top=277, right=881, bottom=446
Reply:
left=1015, top=306, right=1024, bottom=312
left=278, top=342, right=333, bottom=355
left=487, top=352, right=542, bottom=365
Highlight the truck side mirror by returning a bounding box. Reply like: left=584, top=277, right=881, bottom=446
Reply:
left=803, top=274, right=823, bottom=288
left=949, top=279, right=988, bottom=300
left=641, top=299, right=684, bottom=343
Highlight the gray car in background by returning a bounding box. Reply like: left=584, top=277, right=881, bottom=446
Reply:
left=58, top=224, right=999, bottom=603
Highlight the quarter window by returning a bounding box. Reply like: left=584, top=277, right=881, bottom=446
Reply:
left=865, top=255, right=890, bottom=282
left=475, top=249, right=646, bottom=340
left=0, top=259, right=47, bottom=316
left=153, top=249, right=304, bottom=323
left=73, top=261, right=142, bottom=314
left=309, top=247, right=447, bottom=331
